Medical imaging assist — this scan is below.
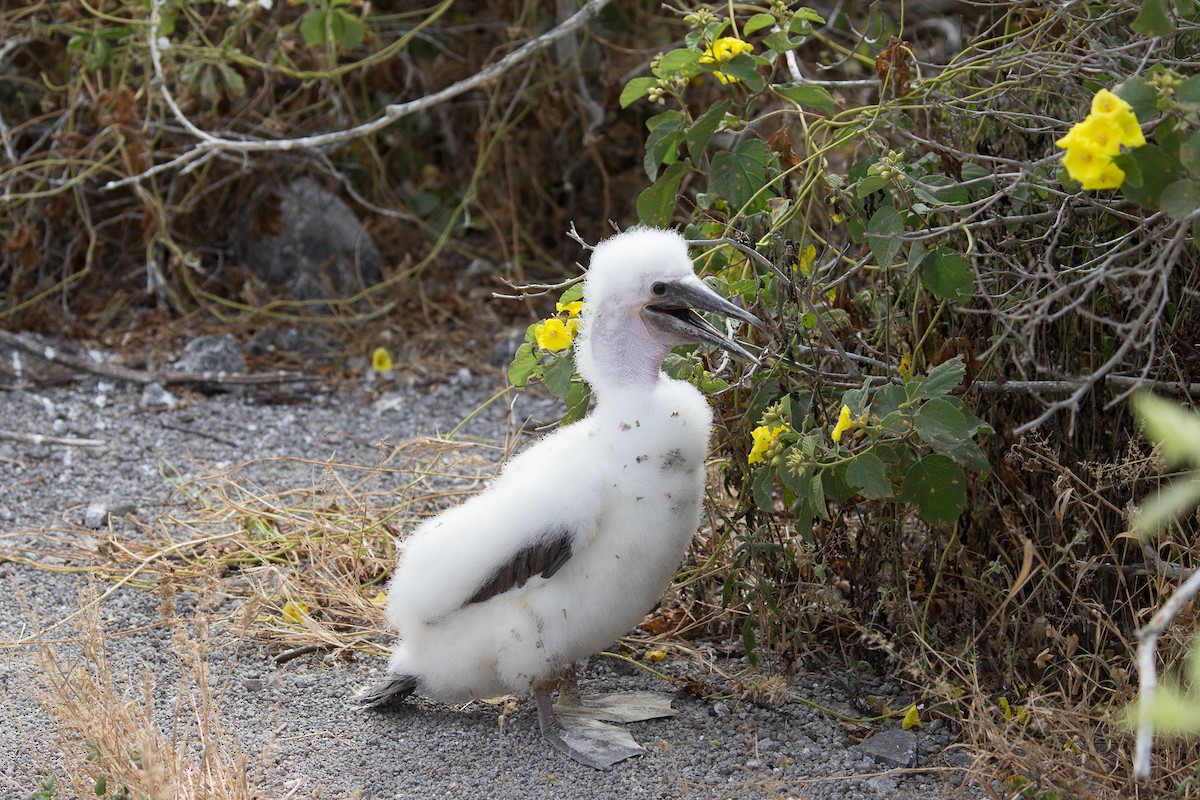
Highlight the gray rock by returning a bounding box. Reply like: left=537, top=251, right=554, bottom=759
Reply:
left=174, top=334, right=246, bottom=394
left=239, top=177, right=382, bottom=300
left=175, top=334, right=246, bottom=375
left=140, top=381, right=178, bottom=409
left=857, top=728, right=918, bottom=769
left=83, top=498, right=136, bottom=528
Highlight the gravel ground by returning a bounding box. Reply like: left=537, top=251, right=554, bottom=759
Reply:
left=0, top=360, right=984, bottom=799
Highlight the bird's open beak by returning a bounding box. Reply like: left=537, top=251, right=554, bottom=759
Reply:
left=644, top=276, right=764, bottom=361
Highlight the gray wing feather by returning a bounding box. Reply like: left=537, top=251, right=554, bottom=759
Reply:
left=466, top=527, right=573, bottom=605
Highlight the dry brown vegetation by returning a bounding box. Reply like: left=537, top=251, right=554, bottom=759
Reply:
left=4, top=0, right=1200, bottom=797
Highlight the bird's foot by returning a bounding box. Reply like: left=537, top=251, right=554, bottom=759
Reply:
left=535, top=685, right=674, bottom=769
left=554, top=690, right=677, bottom=723
left=542, top=714, right=647, bottom=771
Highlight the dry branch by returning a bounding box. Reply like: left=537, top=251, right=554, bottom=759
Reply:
left=107, top=0, right=615, bottom=190
left=0, top=330, right=312, bottom=386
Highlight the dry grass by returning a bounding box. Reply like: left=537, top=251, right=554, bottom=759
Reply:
left=25, top=582, right=270, bottom=800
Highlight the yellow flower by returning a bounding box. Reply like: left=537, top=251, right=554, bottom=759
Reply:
left=533, top=318, right=576, bottom=351
left=699, top=36, right=754, bottom=84
left=645, top=649, right=667, bottom=662
left=556, top=300, right=585, bottom=318
left=748, top=424, right=786, bottom=464
left=1057, top=114, right=1125, bottom=156
left=831, top=405, right=855, bottom=443
left=371, top=346, right=393, bottom=373
left=1055, top=88, right=1144, bottom=190
left=282, top=599, right=309, bottom=624
left=1090, top=88, right=1131, bottom=118
left=370, top=589, right=388, bottom=606
left=898, top=353, right=912, bottom=379
left=1060, top=143, right=1126, bottom=190
left=902, top=703, right=922, bottom=730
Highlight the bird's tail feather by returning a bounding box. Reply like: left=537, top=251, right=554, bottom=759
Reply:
left=354, top=674, right=418, bottom=709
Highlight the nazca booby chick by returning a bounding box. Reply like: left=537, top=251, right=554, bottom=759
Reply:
left=358, top=227, right=762, bottom=769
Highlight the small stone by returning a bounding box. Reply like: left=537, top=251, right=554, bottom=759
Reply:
left=84, top=498, right=136, bottom=528
left=857, top=728, right=918, bottom=769
left=867, top=775, right=898, bottom=793
left=173, top=335, right=246, bottom=394
left=244, top=678, right=264, bottom=692
left=140, top=382, right=178, bottom=409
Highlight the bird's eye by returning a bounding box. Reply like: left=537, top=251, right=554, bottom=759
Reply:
left=651, top=282, right=667, bottom=296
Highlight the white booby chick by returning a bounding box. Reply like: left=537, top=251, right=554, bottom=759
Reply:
left=358, top=227, right=762, bottom=769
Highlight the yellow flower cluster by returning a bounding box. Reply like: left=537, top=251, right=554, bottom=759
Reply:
left=700, top=36, right=754, bottom=85
left=748, top=424, right=787, bottom=464
left=533, top=300, right=585, bottom=352
left=1055, top=89, right=1145, bottom=190
left=831, top=405, right=857, bottom=443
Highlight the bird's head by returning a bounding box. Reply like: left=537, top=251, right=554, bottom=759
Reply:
left=576, top=227, right=763, bottom=390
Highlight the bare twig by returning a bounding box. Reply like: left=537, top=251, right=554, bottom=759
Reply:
left=0, top=330, right=313, bottom=387
left=1135, top=566, right=1200, bottom=780
left=0, top=430, right=106, bottom=448
left=108, top=0, right=614, bottom=190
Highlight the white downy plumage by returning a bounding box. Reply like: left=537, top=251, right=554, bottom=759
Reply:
left=360, top=227, right=761, bottom=769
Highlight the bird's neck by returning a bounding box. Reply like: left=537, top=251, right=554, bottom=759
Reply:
left=576, top=310, right=670, bottom=393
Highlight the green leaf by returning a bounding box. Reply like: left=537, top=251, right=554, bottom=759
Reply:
left=902, top=455, right=966, bottom=526
left=558, top=281, right=585, bottom=305
left=1131, top=685, right=1200, bottom=735
left=912, top=174, right=969, bottom=206
left=807, top=471, right=830, bottom=521
left=772, top=83, right=835, bottom=116
left=752, top=464, right=776, bottom=511
left=1178, top=75, right=1200, bottom=111
left=742, top=617, right=758, bottom=666
left=920, top=247, right=973, bottom=301
left=636, top=161, right=691, bottom=227
left=644, top=111, right=686, bottom=180
left=686, top=99, right=732, bottom=159
left=330, top=8, right=365, bottom=49
left=871, top=383, right=907, bottom=429
left=1174, top=0, right=1198, bottom=15
left=216, top=62, right=245, bottom=99
left=1180, top=131, right=1200, bottom=175
left=620, top=77, right=657, bottom=108
left=1160, top=179, right=1200, bottom=221
left=709, top=139, right=776, bottom=213
left=793, top=7, right=826, bottom=23
left=654, top=48, right=703, bottom=79
left=944, top=438, right=990, bottom=475
left=300, top=8, right=327, bottom=45
left=855, top=174, right=889, bottom=197
left=914, top=397, right=970, bottom=454
left=541, top=351, right=576, bottom=399
left=1113, top=77, right=1159, bottom=122
left=1121, top=145, right=1182, bottom=210
left=846, top=452, right=893, bottom=499
left=1132, top=392, right=1200, bottom=466
left=916, top=356, right=966, bottom=399
left=744, top=13, right=777, bottom=34
left=1132, top=0, right=1175, bottom=36
left=562, top=381, right=591, bottom=425
left=714, top=54, right=765, bottom=92
left=508, top=342, right=537, bottom=389
left=1134, top=475, right=1200, bottom=534
left=763, top=30, right=801, bottom=53
left=866, top=205, right=903, bottom=268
